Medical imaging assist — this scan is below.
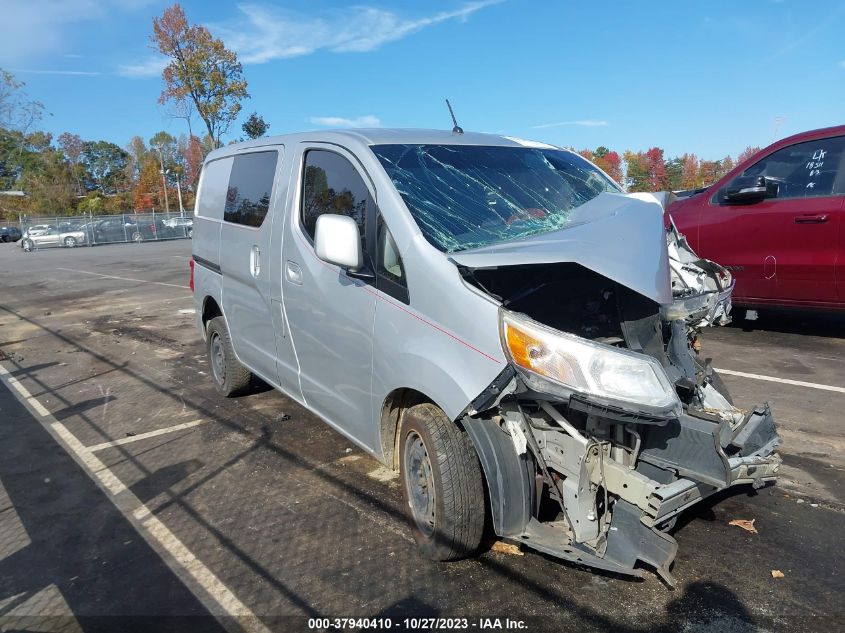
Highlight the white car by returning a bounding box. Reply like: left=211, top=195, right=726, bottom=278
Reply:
left=163, top=216, right=194, bottom=237
left=26, top=224, right=54, bottom=236
left=21, top=226, right=87, bottom=250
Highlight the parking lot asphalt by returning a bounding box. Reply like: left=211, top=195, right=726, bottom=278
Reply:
left=0, top=240, right=843, bottom=633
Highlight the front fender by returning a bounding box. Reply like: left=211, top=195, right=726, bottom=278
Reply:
left=462, top=416, right=535, bottom=537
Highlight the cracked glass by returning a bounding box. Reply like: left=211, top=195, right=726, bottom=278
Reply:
left=372, top=144, right=620, bottom=252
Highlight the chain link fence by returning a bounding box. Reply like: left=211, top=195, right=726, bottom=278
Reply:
left=0, top=213, right=193, bottom=251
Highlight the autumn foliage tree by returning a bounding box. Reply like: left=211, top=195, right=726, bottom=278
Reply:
left=681, top=154, right=700, bottom=189
left=592, top=146, right=623, bottom=183
left=134, top=157, right=162, bottom=211
left=576, top=147, right=623, bottom=184
left=19, top=158, right=70, bottom=213
left=643, top=147, right=668, bottom=191
left=179, top=134, right=204, bottom=191
left=735, top=146, right=761, bottom=166
left=57, top=132, right=86, bottom=195
left=242, top=112, right=269, bottom=139
left=622, top=150, right=650, bottom=192
left=152, top=4, right=249, bottom=148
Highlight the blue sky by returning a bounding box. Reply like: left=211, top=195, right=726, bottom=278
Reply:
left=2, top=0, right=844, bottom=159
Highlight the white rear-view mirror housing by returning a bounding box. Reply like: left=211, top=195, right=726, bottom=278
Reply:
left=314, top=214, right=363, bottom=270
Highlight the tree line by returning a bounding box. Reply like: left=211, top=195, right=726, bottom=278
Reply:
left=575, top=145, right=760, bottom=193
left=0, top=2, right=759, bottom=222
left=0, top=118, right=210, bottom=219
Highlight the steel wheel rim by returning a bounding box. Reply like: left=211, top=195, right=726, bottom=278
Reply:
left=65, top=237, right=75, bottom=247
left=210, top=332, right=225, bottom=385
left=404, top=431, right=436, bottom=538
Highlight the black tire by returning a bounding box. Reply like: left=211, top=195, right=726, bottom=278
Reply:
left=187, top=228, right=193, bottom=238
left=21, top=238, right=34, bottom=252
left=63, top=236, right=77, bottom=247
left=206, top=316, right=252, bottom=397
left=399, top=403, right=485, bottom=561
left=132, top=231, right=142, bottom=242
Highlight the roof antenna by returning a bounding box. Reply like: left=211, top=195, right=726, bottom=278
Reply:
left=445, top=99, right=464, bottom=135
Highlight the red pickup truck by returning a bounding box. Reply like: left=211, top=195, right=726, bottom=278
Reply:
left=668, top=125, right=845, bottom=310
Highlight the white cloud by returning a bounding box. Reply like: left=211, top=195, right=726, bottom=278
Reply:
left=532, top=119, right=609, bottom=129
left=214, top=1, right=504, bottom=64
left=839, top=60, right=845, bottom=68
left=10, top=68, right=101, bottom=76
left=309, top=115, right=381, bottom=128
left=116, top=56, right=169, bottom=78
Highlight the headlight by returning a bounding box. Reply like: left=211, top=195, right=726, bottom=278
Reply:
left=500, top=310, right=679, bottom=412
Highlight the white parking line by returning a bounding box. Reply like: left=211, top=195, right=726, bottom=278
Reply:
left=0, top=362, right=271, bottom=633
left=0, top=371, right=51, bottom=417
left=87, top=419, right=209, bottom=452
left=56, top=267, right=188, bottom=290
left=716, top=367, right=845, bottom=394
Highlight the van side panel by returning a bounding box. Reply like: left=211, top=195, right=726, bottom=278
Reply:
left=192, top=157, right=232, bottom=336
left=219, top=149, right=284, bottom=385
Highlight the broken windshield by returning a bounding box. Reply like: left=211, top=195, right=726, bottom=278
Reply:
left=371, top=144, right=621, bottom=252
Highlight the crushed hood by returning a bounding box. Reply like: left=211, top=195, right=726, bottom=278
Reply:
left=449, top=192, right=673, bottom=305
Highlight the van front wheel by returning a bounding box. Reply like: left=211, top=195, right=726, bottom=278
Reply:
left=399, top=403, right=485, bottom=561
left=206, top=316, right=252, bottom=397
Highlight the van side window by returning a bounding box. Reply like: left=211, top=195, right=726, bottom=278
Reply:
left=224, top=151, right=278, bottom=227
left=301, top=150, right=370, bottom=243
left=196, top=157, right=233, bottom=221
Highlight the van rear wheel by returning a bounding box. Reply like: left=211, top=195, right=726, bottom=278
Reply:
left=399, top=403, right=485, bottom=561
left=206, top=316, right=252, bottom=397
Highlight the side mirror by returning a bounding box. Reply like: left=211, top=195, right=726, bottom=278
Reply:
left=722, top=175, right=777, bottom=204
left=314, top=214, right=363, bottom=271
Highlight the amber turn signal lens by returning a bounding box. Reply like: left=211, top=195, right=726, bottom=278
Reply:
left=505, top=323, right=543, bottom=370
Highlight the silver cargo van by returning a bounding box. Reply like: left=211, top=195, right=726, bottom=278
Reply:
left=191, top=129, right=780, bottom=585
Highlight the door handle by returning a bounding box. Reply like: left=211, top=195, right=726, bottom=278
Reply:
left=794, top=214, right=829, bottom=224
left=285, top=260, right=303, bottom=285
left=250, top=245, right=261, bottom=277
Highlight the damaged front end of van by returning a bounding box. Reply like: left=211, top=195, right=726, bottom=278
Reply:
left=452, top=194, right=781, bottom=587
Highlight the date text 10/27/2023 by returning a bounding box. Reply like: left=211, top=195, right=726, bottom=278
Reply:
left=307, top=618, right=528, bottom=630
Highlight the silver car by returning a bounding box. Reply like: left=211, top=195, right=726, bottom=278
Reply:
left=191, top=129, right=780, bottom=585
left=21, top=225, right=86, bottom=250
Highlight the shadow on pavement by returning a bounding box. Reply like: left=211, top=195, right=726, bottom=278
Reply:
left=0, top=380, right=224, bottom=633
left=51, top=396, right=117, bottom=421
left=129, top=459, right=205, bottom=503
